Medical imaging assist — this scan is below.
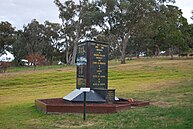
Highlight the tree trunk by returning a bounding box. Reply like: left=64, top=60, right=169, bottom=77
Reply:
left=155, top=45, right=160, bottom=56
left=49, top=56, right=53, bottom=65
left=169, top=47, right=174, bottom=60
left=70, top=38, right=78, bottom=65
left=135, top=50, right=140, bottom=58
left=70, top=24, right=79, bottom=65
left=66, top=47, right=69, bottom=64
left=170, top=53, right=174, bottom=60
left=33, top=60, right=36, bottom=71
left=66, top=51, right=68, bottom=64
left=119, top=34, right=130, bottom=64
left=120, top=50, right=126, bottom=64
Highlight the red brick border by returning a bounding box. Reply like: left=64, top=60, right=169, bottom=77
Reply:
left=35, top=98, right=149, bottom=114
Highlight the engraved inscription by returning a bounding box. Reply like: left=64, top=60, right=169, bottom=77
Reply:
left=76, top=43, right=87, bottom=88
left=90, top=43, right=108, bottom=89
left=76, top=41, right=108, bottom=89
left=106, top=90, right=115, bottom=103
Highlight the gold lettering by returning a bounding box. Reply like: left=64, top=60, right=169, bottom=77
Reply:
left=97, top=70, right=102, bottom=72
left=93, top=83, right=106, bottom=86
left=93, top=62, right=106, bottom=65
left=78, top=75, right=84, bottom=78
left=100, top=83, right=105, bottom=86
left=93, top=62, right=98, bottom=64
left=93, top=54, right=98, bottom=56
left=96, top=57, right=103, bottom=59
left=99, top=62, right=105, bottom=65
left=93, top=54, right=105, bottom=57
left=96, top=49, right=103, bottom=52
left=77, top=78, right=83, bottom=86
left=92, top=75, right=106, bottom=78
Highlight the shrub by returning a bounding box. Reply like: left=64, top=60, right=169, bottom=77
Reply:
left=0, top=61, right=11, bottom=73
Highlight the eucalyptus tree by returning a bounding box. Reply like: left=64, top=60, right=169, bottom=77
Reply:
left=54, top=0, right=102, bottom=65
left=12, top=30, right=28, bottom=65
left=187, top=24, right=193, bottom=51
left=146, top=4, right=178, bottom=57
left=177, top=15, right=192, bottom=55
left=130, top=16, right=156, bottom=57
left=0, top=21, right=15, bottom=56
left=142, top=2, right=191, bottom=59
left=23, top=19, right=47, bottom=56
left=11, top=20, right=62, bottom=65
left=158, top=5, right=190, bottom=59
left=96, top=0, right=157, bottom=64
left=54, top=0, right=77, bottom=65
left=44, top=21, right=63, bottom=64
left=54, top=0, right=184, bottom=63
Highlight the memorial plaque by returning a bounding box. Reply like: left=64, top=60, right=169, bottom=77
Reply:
left=76, top=41, right=108, bottom=90
left=106, top=89, right=115, bottom=103
left=95, top=89, right=115, bottom=103
left=76, top=43, right=87, bottom=88
left=90, top=43, right=108, bottom=89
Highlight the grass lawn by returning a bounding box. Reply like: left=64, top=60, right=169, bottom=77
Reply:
left=0, top=58, right=193, bottom=129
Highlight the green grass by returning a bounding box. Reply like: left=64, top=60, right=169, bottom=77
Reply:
left=0, top=58, right=193, bottom=129
left=7, top=65, right=69, bottom=72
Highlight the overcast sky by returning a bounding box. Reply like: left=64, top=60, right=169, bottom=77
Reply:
left=0, top=0, right=192, bottom=30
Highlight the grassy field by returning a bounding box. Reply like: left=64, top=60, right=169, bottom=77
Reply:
left=0, top=58, right=193, bottom=129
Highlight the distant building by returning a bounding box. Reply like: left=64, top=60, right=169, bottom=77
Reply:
left=0, top=50, right=15, bottom=62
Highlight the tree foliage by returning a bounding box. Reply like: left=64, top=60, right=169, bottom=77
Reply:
left=0, top=21, right=15, bottom=56
left=54, top=0, right=103, bottom=64
left=26, top=53, right=46, bottom=70
left=1, top=0, right=193, bottom=67
left=12, top=19, right=63, bottom=66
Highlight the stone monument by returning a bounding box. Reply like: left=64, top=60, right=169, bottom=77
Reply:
left=35, top=40, right=149, bottom=114
left=63, top=41, right=118, bottom=103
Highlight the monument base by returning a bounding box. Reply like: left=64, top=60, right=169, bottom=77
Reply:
left=63, top=89, right=119, bottom=103
left=35, top=98, right=149, bottom=114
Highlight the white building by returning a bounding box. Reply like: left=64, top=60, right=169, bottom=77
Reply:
left=0, top=50, right=15, bottom=62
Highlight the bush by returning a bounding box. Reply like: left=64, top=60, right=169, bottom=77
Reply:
left=0, top=61, right=11, bottom=73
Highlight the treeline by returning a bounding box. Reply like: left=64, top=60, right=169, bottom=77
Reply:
left=0, top=0, right=193, bottom=66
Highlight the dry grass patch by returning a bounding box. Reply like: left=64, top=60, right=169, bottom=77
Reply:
left=151, top=101, right=175, bottom=108
left=53, top=121, right=95, bottom=128
left=0, top=66, right=75, bottom=80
